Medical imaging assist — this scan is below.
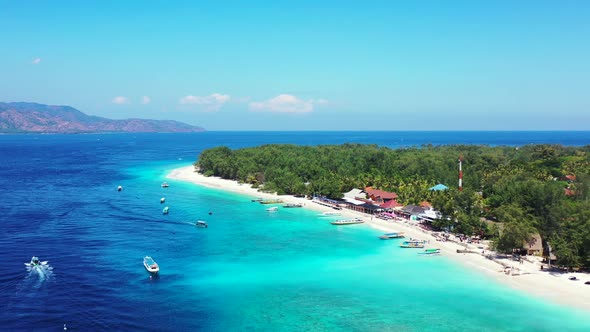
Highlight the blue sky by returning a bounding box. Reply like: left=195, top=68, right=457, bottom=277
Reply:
left=1, top=1, right=589, bottom=130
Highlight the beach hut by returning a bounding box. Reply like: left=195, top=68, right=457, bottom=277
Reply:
left=524, top=233, right=543, bottom=256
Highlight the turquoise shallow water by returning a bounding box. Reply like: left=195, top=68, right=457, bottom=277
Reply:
left=113, top=164, right=590, bottom=331
left=2, top=132, right=590, bottom=331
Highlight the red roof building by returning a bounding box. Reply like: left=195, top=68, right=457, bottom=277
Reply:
left=364, top=186, right=398, bottom=203
left=380, top=199, right=403, bottom=209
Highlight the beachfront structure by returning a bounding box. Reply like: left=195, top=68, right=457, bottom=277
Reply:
left=364, top=187, right=398, bottom=204
left=523, top=233, right=543, bottom=256
left=399, top=205, right=426, bottom=220
left=380, top=199, right=403, bottom=210
left=343, top=188, right=365, bottom=200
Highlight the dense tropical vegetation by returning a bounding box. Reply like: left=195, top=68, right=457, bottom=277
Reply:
left=195, top=144, right=590, bottom=268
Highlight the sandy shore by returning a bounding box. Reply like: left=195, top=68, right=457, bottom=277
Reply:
left=168, top=165, right=590, bottom=313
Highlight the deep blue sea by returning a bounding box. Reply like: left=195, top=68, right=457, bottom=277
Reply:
left=1, top=131, right=589, bottom=331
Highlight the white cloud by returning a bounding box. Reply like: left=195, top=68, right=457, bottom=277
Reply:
left=112, top=96, right=130, bottom=104
left=249, top=94, right=325, bottom=113
left=179, top=93, right=230, bottom=111
left=32, top=57, right=41, bottom=65
left=141, top=96, right=151, bottom=104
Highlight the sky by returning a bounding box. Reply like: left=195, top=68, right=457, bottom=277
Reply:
left=1, top=0, right=589, bottom=130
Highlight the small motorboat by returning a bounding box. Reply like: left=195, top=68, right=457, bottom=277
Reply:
left=160, top=197, right=166, bottom=204
left=419, top=248, right=441, bottom=255
left=569, top=276, right=578, bottom=281
left=163, top=206, right=169, bottom=215
left=330, top=218, right=364, bottom=225
left=400, top=240, right=427, bottom=248
left=266, top=207, right=278, bottom=212
left=161, top=182, right=169, bottom=188
left=24, top=256, right=48, bottom=268
left=283, top=203, right=304, bottom=208
left=318, top=211, right=341, bottom=217
left=196, top=220, right=208, bottom=228
left=143, top=256, right=159, bottom=273
left=379, top=232, right=405, bottom=240
left=117, top=185, right=123, bottom=192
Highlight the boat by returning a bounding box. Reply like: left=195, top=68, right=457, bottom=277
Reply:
left=143, top=256, right=159, bottom=273
left=251, top=198, right=264, bottom=202
left=266, top=207, right=279, bottom=212
left=283, top=203, right=303, bottom=208
left=196, top=220, right=208, bottom=228
left=24, top=256, right=45, bottom=268
left=319, top=211, right=341, bottom=217
left=163, top=206, right=169, bottom=214
left=117, top=185, right=123, bottom=192
left=419, top=248, right=441, bottom=255
left=260, top=199, right=284, bottom=204
left=160, top=197, right=166, bottom=204
left=330, top=218, right=364, bottom=225
left=400, top=240, right=426, bottom=248
left=379, top=232, right=405, bottom=240
left=161, top=182, right=169, bottom=188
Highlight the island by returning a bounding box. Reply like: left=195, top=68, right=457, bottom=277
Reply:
left=0, top=102, right=205, bottom=133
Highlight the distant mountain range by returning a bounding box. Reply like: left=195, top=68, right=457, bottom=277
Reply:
left=0, top=102, right=205, bottom=133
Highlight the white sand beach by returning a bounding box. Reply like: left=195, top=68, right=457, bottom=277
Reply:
left=168, top=165, right=590, bottom=312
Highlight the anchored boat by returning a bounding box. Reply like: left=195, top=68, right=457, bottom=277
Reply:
left=419, top=248, right=441, bottom=255
left=266, top=207, right=279, bottom=212
left=379, top=232, right=405, bottom=240
left=330, top=218, right=364, bottom=225
left=400, top=240, right=427, bottom=248
left=161, top=182, right=169, bottom=188
left=283, top=203, right=303, bottom=208
left=319, top=211, right=342, bottom=217
left=143, top=256, right=160, bottom=273
left=163, top=206, right=169, bottom=214
left=260, top=199, right=284, bottom=204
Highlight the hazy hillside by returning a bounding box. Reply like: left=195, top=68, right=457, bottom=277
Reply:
left=0, top=102, right=205, bottom=133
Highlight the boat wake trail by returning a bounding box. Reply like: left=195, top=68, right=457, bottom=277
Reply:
left=23, top=262, right=54, bottom=288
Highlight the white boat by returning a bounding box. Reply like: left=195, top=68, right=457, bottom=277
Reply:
left=24, top=256, right=47, bottom=268
left=143, top=256, right=159, bottom=273
left=419, top=248, right=441, bottom=255
left=283, top=203, right=304, bottom=208
left=161, top=182, right=169, bottom=188
left=117, top=185, right=123, bottom=192
left=319, top=211, right=341, bottom=217
left=160, top=197, right=166, bottom=204
left=196, top=220, right=208, bottom=228
left=379, top=232, right=405, bottom=240
left=163, top=206, right=169, bottom=214
left=266, top=207, right=279, bottom=212
left=330, top=218, right=364, bottom=225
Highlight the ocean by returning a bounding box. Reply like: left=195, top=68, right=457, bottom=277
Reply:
left=1, top=131, right=589, bottom=331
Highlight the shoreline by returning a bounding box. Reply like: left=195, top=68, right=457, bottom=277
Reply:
left=167, top=165, right=590, bottom=313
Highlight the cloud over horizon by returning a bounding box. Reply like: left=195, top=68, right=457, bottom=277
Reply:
left=112, top=96, right=130, bottom=104
left=179, top=93, right=230, bottom=111
left=249, top=94, right=325, bottom=113
left=141, top=96, right=151, bottom=104
left=31, top=57, right=41, bottom=65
